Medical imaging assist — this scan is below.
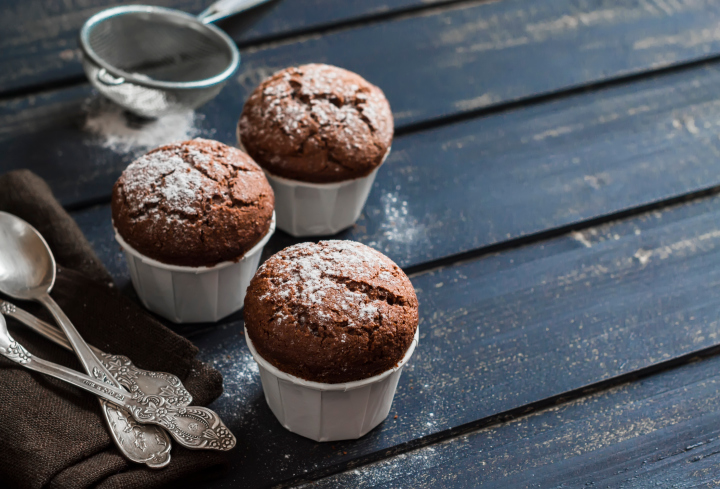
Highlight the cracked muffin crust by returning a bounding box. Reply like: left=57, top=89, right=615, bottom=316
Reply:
left=112, top=138, right=275, bottom=267
left=244, top=240, right=418, bottom=383
left=238, top=64, right=393, bottom=183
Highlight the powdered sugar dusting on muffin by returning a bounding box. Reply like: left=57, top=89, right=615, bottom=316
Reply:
left=256, top=241, right=398, bottom=327
left=112, top=138, right=275, bottom=267
left=238, top=64, right=394, bottom=183
left=244, top=239, right=419, bottom=383
left=160, top=166, right=207, bottom=216
left=255, top=64, right=390, bottom=142
left=120, top=142, right=218, bottom=218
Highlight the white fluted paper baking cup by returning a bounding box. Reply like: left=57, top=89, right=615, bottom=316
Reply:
left=114, top=213, right=275, bottom=324
left=245, top=325, right=418, bottom=442
left=253, top=147, right=390, bottom=237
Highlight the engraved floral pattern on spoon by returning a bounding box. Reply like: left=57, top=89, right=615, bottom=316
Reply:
left=0, top=302, right=16, bottom=315
left=4, top=339, right=30, bottom=364
left=105, top=403, right=171, bottom=465
left=130, top=399, right=236, bottom=451
left=100, top=353, right=193, bottom=407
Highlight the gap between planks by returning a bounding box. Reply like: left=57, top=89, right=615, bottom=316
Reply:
left=281, top=338, right=720, bottom=488
left=395, top=50, right=720, bottom=137
left=405, top=182, right=720, bottom=277
left=235, top=0, right=500, bottom=53
left=0, top=0, right=493, bottom=102
left=267, top=176, right=720, bottom=485
left=39, top=51, right=720, bottom=221
left=57, top=54, right=720, bottom=284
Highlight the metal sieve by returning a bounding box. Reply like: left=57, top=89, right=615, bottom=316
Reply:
left=79, top=1, right=269, bottom=118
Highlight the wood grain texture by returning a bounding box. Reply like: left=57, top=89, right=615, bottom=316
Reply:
left=72, top=188, right=720, bottom=487
left=11, top=60, right=720, bottom=270
left=0, top=0, right=453, bottom=94
left=6, top=0, right=720, bottom=114
left=302, top=352, right=720, bottom=488
left=6, top=0, right=720, bottom=215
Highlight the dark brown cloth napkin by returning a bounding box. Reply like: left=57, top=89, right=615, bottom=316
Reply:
left=0, top=170, right=227, bottom=488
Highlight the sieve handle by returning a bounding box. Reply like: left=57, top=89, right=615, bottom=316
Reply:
left=96, top=68, right=125, bottom=86
left=197, top=0, right=272, bottom=24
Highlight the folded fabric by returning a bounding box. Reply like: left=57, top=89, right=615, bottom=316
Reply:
left=0, top=170, right=227, bottom=489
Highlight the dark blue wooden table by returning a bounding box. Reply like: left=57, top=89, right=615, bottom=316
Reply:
left=4, top=0, right=720, bottom=486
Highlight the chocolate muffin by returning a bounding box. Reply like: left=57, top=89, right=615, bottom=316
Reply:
left=238, top=64, right=393, bottom=183
left=112, top=138, right=275, bottom=267
left=244, top=241, right=418, bottom=383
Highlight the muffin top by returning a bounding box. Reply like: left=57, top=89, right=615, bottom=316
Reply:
left=244, top=240, right=418, bottom=383
left=238, top=64, right=393, bottom=183
left=112, top=138, right=275, bottom=267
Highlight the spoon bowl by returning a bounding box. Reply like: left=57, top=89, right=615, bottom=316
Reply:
left=0, top=212, right=55, bottom=300
left=0, top=212, right=176, bottom=466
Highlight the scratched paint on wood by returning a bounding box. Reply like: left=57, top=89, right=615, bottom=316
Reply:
left=305, top=353, right=720, bottom=488
left=0, top=0, right=454, bottom=93
left=9, top=60, right=720, bottom=271
left=5, top=0, right=720, bottom=213
left=71, top=188, right=720, bottom=488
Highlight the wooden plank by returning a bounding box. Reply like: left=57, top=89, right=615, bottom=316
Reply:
left=7, top=0, right=720, bottom=218
left=301, top=355, right=720, bottom=488
left=0, top=0, right=452, bottom=94
left=7, top=0, right=720, bottom=111
left=303, top=353, right=720, bottom=488
left=14, top=0, right=720, bottom=98
left=72, top=188, right=720, bottom=487
left=10, top=60, right=720, bottom=269
left=8, top=0, right=720, bottom=116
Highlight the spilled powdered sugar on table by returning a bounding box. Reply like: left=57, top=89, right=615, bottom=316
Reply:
left=255, top=241, right=396, bottom=331
left=82, top=96, right=213, bottom=156
left=201, top=336, right=262, bottom=428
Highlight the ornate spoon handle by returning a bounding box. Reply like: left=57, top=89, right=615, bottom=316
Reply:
left=1, top=301, right=192, bottom=406
left=0, top=317, right=235, bottom=451
left=1, top=301, right=173, bottom=467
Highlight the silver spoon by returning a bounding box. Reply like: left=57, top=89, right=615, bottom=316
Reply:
left=0, top=314, right=236, bottom=451
left=0, top=299, right=193, bottom=407
left=0, top=212, right=172, bottom=466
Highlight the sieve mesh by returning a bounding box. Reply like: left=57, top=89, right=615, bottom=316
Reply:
left=81, top=7, right=239, bottom=118
left=87, top=13, right=231, bottom=82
